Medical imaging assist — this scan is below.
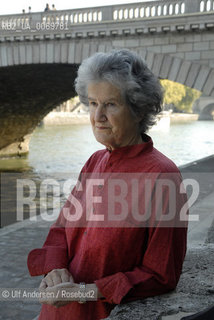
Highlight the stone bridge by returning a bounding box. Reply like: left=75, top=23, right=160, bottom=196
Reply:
left=0, top=0, right=214, bottom=156
left=192, top=95, right=214, bottom=119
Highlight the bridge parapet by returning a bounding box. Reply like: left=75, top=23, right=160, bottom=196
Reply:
left=0, top=0, right=214, bottom=40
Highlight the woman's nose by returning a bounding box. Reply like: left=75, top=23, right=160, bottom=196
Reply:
left=94, top=104, right=107, bottom=122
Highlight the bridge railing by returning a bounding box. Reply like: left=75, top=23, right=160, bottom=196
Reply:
left=0, top=0, right=214, bottom=32
left=112, top=1, right=186, bottom=21
left=200, top=0, right=214, bottom=12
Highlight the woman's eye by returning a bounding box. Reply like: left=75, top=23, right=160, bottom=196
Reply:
left=89, top=101, right=97, bottom=107
left=106, top=102, right=115, bottom=107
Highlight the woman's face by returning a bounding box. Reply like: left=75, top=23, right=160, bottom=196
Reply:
left=88, top=81, right=142, bottom=151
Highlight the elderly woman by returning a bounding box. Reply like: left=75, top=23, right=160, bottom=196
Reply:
left=28, top=49, right=187, bottom=320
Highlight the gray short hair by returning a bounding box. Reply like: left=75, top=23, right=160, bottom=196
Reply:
left=75, top=49, right=163, bottom=133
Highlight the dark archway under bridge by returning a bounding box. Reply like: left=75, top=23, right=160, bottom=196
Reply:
left=0, top=63, right=79, bottom=156
left=198, top=103, right=214, bottom=120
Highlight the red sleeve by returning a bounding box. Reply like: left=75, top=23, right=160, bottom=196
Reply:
left=95, top=172, right=188, bottom=304
left=27, top=203, right=70, bottom=276
left=95, top=226, right=187, bottom=304
left=27, top=155, right=95, bottom=277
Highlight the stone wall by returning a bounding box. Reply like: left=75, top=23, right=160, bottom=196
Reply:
left=110, top=31, right=214, bottom=69
left=103, top=244, right=214, bottom=320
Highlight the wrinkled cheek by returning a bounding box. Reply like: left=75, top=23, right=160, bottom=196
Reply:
left=89, top=116, right=94, bottom=126
left=89, top=110, right=94, bottom=122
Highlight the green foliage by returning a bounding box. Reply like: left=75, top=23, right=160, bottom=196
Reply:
left=160, top=79, right=201, bottom=112
left=178, top=86, right=201, bottom=112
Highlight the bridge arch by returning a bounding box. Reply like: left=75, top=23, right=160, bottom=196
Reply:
left=192, top=95, right=214, bottom=119
left=198, top=103, right=214, bottom=120
left=148, top=52, right=214, bottom=97
left=1, top=40, right=214, bottom=97
left=1, top=36, right=214, bottom=156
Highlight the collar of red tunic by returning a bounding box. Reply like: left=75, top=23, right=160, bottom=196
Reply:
left=105, top=133, right=153, bottom=161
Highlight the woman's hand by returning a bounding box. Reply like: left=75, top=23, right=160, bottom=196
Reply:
left=39, top=269, right=104, bottom=308
left=40, top=282, right=79, bottom=308
left=39, top=268, right=74, bottom=290
left=39, top=268, right=75, bottom=308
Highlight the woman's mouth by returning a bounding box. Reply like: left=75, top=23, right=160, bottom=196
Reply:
left=96, top=126, right=109, bottom=130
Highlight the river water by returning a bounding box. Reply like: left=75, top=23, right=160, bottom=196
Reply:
left=0, top=120, right=213, bottom=174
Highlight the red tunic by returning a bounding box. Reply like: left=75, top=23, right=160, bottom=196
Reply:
left=27, top=134, right=187, bottom=320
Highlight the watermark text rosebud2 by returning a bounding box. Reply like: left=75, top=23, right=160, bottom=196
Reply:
left=1, top=172, right=204, bottom=227
left=14, top=174, right=200, bottom=226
